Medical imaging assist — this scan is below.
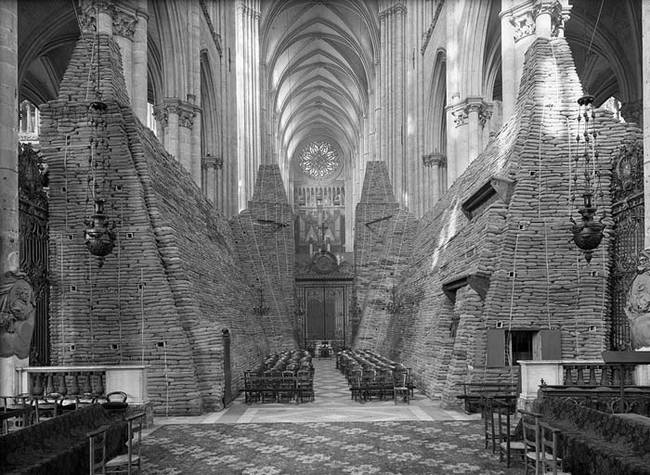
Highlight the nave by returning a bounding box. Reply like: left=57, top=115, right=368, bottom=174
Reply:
left=137, top=358, right=517, bottom=474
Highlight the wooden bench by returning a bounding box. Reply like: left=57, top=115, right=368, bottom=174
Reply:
left=456, top=383, right=518, bottom=414
left=0, top=404, right=126, bottom=475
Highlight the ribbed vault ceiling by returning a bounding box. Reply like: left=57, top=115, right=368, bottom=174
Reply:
left=261, top=0, right=378, bottom=174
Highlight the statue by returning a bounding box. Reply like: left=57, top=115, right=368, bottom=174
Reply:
left=0, top=271, right=36, bottom=359
left=625, top=250, right=650, bottom=351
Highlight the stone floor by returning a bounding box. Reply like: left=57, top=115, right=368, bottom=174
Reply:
left=150, top=357, right=479, bottom=428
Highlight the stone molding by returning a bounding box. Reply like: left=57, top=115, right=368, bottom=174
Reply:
left=199, top=0, right=223, bottom=57
left=112, top=6, right=138, bottom=40
left=422, top=152, right=446, bottom=168
left=379, top=1, right=407, bottom=21
left=201, top=155, right=223, bottom=170
left=420, top=0, right=445, bottom=55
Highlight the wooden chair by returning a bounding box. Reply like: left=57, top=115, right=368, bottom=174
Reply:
left=243, top=371, right=261, bottom=403
left=105, top=412, right=145, bottom=474
left=393, top=371, right=410, bottom=404
left=519, top=409, right=542, bottom=475
left=296, top=370, right=314, bottom=403
left=349, top=369, right=362, bottom=401
left=88, top=425, right=110, bottom=475
left=32, top=392, right=64, bottom=423
left=493, top=397, right=525, bottom=468
left=538, top=421, right=570, bottom=474
left=278, top=371, right=296, bottom=403
left=101, top=391, right=129, bottom=413
left=0, top=395, right=34, bottom=434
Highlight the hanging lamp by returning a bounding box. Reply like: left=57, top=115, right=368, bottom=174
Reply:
left=570, top=94, right=604, bottom=263
left=83, top=29, right=116, bottom=266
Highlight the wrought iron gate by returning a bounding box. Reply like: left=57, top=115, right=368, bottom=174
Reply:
left=610, top=140, right=644, bottom=351
left=18, top=143, right=49, bottom=364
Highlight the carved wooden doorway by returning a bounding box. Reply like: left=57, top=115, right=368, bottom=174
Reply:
left=610, top=141, right=644, bottom=350
left=298, top=283, right=350, bottom=351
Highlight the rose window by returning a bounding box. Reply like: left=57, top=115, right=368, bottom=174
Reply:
left=298, top=141, right=341, bottom=179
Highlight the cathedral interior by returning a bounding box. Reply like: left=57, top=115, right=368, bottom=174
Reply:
left=1, top=0, right=650, bottom=473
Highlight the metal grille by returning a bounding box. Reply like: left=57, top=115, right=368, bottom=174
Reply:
left=18, top=144, right=49, bottom=365
left=610, top=140, right=644, bottom=351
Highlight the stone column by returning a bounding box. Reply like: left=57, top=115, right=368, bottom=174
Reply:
left=235, top=0, right=261, bottom=212
left=132, top=1, right=148, bottom=123
left=501, top=0, right=570, bottom=121
left=422, top=153, right=447, bottom=207
left=154, top=98, right=199, bottom=182
left=80, top=0, right=113, bottom=35
left=378, top=1, right=407, bottom=205
left=202, top=155, right=223, bottom=204
left=112, top=5, right=137, bottom=104
left=0, top=0, right=21, bottom=396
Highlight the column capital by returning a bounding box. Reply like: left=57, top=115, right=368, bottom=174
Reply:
left=379, top=1, right=407, bottom=21
left=448, top=97, right=493, bottom=128
left=422, top=153, right=446, bottom=168
left=112, top=5, right=138, bottom=40
left=201, top=155, right=223, bottom=170
left=155, top=98, right=201, bottom=129
left=501, top=0, right=570, bottom=42
left=78, top=0, right=113, bottom=33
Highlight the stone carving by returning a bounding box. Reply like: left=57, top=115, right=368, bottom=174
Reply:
left=152, top=104, right=169, bottom=128
left=478, top=104, right=493, bottom=128
left=451, top=106, right=469, bottom=127
left=509, top=12, right=536, bottom=42
left=0, top=271, right=36, bottom=359
left=625, top=250, right=650, bottom=350
left=112, top=8, right=138, bottom=40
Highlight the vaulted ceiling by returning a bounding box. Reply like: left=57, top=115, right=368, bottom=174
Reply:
left=260, top=0, right=379, bottom=178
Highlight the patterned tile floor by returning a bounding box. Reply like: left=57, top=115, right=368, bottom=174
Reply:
left=139, top=358, right=517, bottom=474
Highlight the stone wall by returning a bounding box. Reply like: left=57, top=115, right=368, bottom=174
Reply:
left=41, top=35, right=274, bottom=415
left=353, top=37, right=643, bottom=407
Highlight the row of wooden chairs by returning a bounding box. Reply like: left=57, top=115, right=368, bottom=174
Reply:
left=348, top=367, right=411, bottom=404
left=483, top=397, right=570, bottom=474
left=243, top=370, right=314, bottom=404
left=88, top=411, right=145, bottom=474
left=1, top=391, right=128, bottom=435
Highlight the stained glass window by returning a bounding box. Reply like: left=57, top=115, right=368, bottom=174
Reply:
left=298, top=141, right=341, bottom=179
